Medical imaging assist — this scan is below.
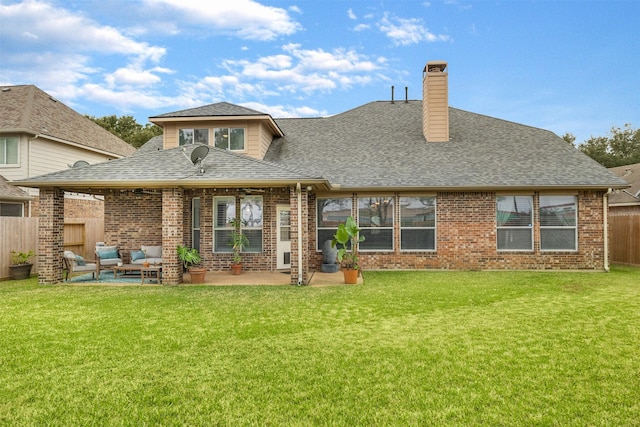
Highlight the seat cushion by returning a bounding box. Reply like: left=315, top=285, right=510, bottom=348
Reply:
left=141, top=245, right=162, bottom=259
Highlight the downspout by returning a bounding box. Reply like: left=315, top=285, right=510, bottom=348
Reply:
left=296, top=183, right=303, bottom=285
left=603, top=188, right=612, bottom=272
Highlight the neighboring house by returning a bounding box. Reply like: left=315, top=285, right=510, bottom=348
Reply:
left=14, top=61, right=628, bottom=285
left=0, top=84, right=136, bottom=217
left=608, top=163, right=640, bottom=266
left=609, top=163, right=640, bottom=213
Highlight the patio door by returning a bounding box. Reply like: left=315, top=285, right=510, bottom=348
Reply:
left=276, top=205, right=291, bottom=270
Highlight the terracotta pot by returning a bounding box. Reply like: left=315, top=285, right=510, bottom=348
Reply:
left=231, top=263, right=242, bottom=275
left=189, top=267, right=207, bottom=284
left=342, top=268, right=359, bottom=284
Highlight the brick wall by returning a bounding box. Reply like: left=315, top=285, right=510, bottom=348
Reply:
left=310, top=190, right=608, bottom=271
left=28, top=195, right=103, bottom=218
left=101, top=188, right=608, bottom=281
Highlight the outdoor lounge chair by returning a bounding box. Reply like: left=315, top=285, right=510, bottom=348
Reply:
left=63, top=250, right=98, bottom=281
left=95, top=244, right=123, bottom=273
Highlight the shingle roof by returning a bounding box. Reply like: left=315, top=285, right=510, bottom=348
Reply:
left=14, top=99, right=627, bottom=192
left=0, top=85, right=135, bottom=157
left=14, top=144, right=324, bottom=189
left=266, top=101, right=627, bottom=190
left=609, top=163, right=640, bottom=205
left=151, top=102, right=267, bottom=118
left=0, top=174, right=30, bottom=200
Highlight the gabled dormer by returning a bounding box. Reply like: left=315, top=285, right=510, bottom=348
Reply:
left=149, top=102, right=283, bottom=160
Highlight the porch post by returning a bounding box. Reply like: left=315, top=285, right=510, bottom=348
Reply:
left=162, top=188, right=184, bottom=284
left=38, top=188, right=64, bottom=284
left=290, top=185, right=310, bottom=285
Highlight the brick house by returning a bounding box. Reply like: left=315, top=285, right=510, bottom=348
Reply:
left=15, top=61, right=627, bottom=285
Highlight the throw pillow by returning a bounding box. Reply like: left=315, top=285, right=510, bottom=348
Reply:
left=75, top=255, right=86, bottom=266
left=131, top=250, right=146, bottom=262
left=97, top=249, right=119, bottom=259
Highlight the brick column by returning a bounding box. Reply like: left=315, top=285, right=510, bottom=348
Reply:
left=290, top=185, right=310, bottom=285
left=38, top=188, right=64, bottom=284
left=162, top=188, right=184, bottom=284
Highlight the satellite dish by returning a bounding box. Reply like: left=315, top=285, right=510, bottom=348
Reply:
left=190, top=145, right=210, bottom=165
left=69, top=160, right=90, bottom=168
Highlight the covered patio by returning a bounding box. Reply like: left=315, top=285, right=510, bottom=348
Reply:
left=64, top=270, right=361, bottom=286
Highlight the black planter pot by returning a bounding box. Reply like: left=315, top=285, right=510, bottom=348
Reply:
left=9, top=263, right=33, bottom=280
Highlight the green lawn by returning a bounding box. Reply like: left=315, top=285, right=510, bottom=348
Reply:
left=1, top=267, right=639, bottom=425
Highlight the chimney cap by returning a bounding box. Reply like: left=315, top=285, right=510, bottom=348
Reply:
left=423, top=61, right=447, bottom=73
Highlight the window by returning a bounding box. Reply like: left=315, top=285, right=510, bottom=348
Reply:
left=316, top=198, right=352, bottom=250
left=0, top=202, right=23, bottom=217
left=540, top=195, right=577, bottom=251
left=192, top=198, right=200, bottom=253
left=358, top=196, right=394, bottom=251
left=400, top=196, right=436, bottom=251
left=0, top=137, right=19, bottom=165
left=179, top=128, right=208, bottom=145
left=497, top=196, right=533, bottom=251
left=239, top=196, right=263, bottom=252
left=213, top=196, right=235, bottom=252
left=214, top=128, right=245, bottom=150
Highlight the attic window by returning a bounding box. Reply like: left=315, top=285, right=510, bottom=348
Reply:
left=179, top=128, right=208, bottom=145
left=215, top=128, right=245, bottom=151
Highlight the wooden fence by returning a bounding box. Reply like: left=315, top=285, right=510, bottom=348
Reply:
left=0, top=217, right=104, bottom=280
left=610, top=213, right=640, bottom=267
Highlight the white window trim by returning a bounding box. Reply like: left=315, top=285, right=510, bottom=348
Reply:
left=213, top=196, right=234, bottom=253
left=400, top=196, right=437, bottom=252
left=316, top=197, right=353, bottom=251
left=214, top=127, right=246, bottom=151
left=540, top=195, right=578, bottom=252
left=357, top=195, right=394, bottom=253
left=0, top=136, right=19, bottom=167
left=496, top=195, right=534, bottom=252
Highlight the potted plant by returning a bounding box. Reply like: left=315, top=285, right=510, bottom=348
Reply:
left=176, top=245, right=206, bottom=284
left=9, top=250, right=37, bottom=280
left=331, top=216, right=365, bottom=284
left=228, top=217, right=249, bottom=275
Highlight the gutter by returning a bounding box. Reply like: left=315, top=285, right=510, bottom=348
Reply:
left=604, top=188, right=612, bottom=272
left=296, top=183, right=303, bottom=285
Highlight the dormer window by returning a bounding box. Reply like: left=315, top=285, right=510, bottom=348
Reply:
left=215, top=128, right=245, bottom=151
left=179, top=128, right=208, bottom=145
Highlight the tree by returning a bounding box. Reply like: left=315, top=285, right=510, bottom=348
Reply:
left=573, top=124, right=640, bottom=168
left=86, top=115, right=163, bottom=148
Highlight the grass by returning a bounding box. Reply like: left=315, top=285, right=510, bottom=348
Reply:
left=1, top=266, right=639, bottom=425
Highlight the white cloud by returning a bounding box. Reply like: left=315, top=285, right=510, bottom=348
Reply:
left=240, top=102, right=326, bottom=118
left=144, top=0, right=301, bottom=40
left=354, top=24, right=370, bottom=32
left=105, top=66, right=174, bottom=89
left=0, top=1, right=165, bottom=62
left=347, top=8, right=357, bottom=20
left=378, top=13, right=449, bottom=45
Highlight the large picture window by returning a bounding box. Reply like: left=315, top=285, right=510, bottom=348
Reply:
left=400, top=196, right=436, bottom=251
left=239, top=196, right=263, bottom=252
left=358, top=196, right=394, bottom=251
left=0, top=137, right=19, bottom=165
left=214, top=128, right=245, bottom=150
left=540, top=195, right=577, bottom=251
left=497, top=196, right=533, bottom=251
left=316, top=198, right=352, bottom=250
left=179, top=128, right=208, bottom=145
left=213, top=196, right=235, bottom=252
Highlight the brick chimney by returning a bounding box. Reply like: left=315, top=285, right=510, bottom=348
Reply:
left=422, top=61, right=449, bottom=142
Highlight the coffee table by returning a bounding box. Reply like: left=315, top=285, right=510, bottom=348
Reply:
left=113, top=264, right=162, bottom=284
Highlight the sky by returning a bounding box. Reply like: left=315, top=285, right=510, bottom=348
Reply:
left=1, top=0, right=638, bottom=144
